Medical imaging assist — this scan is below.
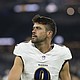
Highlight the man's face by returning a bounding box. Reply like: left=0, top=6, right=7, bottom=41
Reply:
left=31, top=23, right=48, bottom=43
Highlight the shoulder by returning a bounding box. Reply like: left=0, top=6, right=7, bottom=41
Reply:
left=15, top=41, right=32, bottom=49
left=13, top=41, right=32, bottom=55
left=54, top=44, right=70, bottom=51
left=54, top=44, right=72, bottom=60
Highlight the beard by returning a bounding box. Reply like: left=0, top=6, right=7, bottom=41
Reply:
left=31, top=36, right=47, bottom=44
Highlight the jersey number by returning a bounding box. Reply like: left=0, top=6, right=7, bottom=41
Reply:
left=34, top=68, right=51, bottom=80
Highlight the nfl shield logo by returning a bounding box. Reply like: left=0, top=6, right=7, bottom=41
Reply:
left=42, top=56, right=46, bottom=60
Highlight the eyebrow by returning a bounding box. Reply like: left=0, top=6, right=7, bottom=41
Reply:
left=33, top=25, right=40, bottom=27
left=33, top=26, right=42, bottom=29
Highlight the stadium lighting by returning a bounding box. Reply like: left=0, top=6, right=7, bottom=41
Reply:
left=67, top=7, right=75, bottom=16
left=0, top=38, right=15, bottom=45
left=45, top=3, right=58, bottom=13
left=54, top=35, right=64, bottom=44
left=14, top=4, right=40, bottom=13
left=78, top=7, right=80, bottom=14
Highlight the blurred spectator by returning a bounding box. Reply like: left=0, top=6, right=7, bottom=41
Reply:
left=2, top=69, right=10, bottom=80
left=0, top=75, right=2, bottom=80
left=72, top=74, right=80, bottom=80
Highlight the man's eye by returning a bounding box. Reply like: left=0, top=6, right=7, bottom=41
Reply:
left=36, top=27, right=41, bottom=29
left=32, top=26, right=42, bottom=30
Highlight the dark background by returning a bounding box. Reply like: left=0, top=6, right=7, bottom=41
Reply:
left=0, top=0, right=80, bottom=43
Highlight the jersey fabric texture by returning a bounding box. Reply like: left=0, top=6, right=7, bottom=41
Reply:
left=13, top=41, right=72, bottom=80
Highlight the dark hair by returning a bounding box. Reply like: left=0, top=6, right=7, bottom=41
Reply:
left=32, top=14, right=57, bottom=37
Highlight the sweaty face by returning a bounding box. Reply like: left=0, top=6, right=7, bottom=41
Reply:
left=31, top=23, right=48, bottom=43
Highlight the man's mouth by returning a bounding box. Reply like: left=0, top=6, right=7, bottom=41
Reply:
left=32, top=35, right=37, bottom=38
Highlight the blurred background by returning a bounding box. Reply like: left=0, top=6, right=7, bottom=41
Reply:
left=0, top=0, right=80, bottom=80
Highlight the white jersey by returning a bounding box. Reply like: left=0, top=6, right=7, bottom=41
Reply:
left=13, top=41, right=72, bottom=80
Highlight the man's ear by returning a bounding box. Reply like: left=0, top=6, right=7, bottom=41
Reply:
left=47, top=31, right=53, bottom=37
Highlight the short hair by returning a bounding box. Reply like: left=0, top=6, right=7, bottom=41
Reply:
left=32, top=14, right=57, bottom=37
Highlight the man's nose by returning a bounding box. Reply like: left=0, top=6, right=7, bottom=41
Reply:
left=32, top=28, right=36, bottom=33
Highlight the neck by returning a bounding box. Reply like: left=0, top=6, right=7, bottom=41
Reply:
left=34, top=41, right=52, bottom=53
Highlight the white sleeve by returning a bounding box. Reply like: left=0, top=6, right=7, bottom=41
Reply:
left=62, top=46, right=72, bottom=61
left=13, top=43, right=24, bottom=57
